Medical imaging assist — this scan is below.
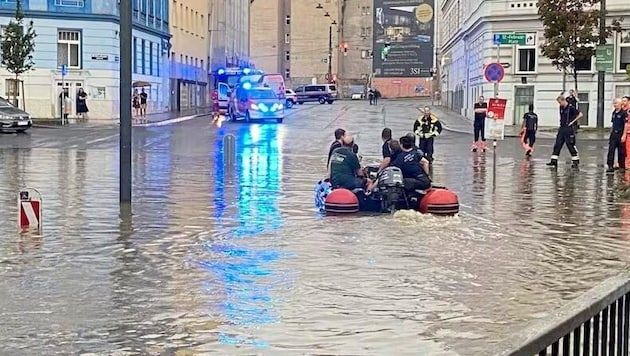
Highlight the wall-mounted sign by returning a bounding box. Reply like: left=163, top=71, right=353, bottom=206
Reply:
left=91, top=55, right=109, bottom=61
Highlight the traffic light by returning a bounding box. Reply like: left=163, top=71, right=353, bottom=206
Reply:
left=381, top=42, right=390, bottom=61
left=343, top=42, right=348, bottom=56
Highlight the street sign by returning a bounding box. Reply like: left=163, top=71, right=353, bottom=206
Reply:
left=596, top=44, right=614, bottom=72
left=18, top=187, right=42, bottom=231
left=493, top=33, right=535, bottom=46
left=61, top=64, right=68, bottom=76
left=484, top=62, right=505, bottom=83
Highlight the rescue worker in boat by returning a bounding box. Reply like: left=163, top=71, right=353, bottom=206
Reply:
left=521, top=104, right=538, bottom=156
left=327, top=128, right=347, bottom=169
left=606, top=98, right=628, bottom=173
left=547, top=95, right=583, bottom=168
left=378, top=128, right=393, bottom=171
left=413, top=106, right=442, bottom=162
left=329, top=134, right=372, bottom=191
left=391, top=135, right=432, bottom=192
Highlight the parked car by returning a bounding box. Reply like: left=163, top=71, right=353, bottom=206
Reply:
left=294, top=84, right=337, bottom=104
left=0, top=96, right=32, bottom=133
left=228, top=86, right=284, bottom=123
left=285, top=89, right=297, bottom=108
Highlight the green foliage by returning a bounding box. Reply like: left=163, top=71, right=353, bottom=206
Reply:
left=1, top=0, right=36, bottom=77
left=537, top=0, right=621, bottom=89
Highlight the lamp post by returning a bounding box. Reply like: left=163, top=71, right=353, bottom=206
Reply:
left=119, top=0, right=132, bottom=204
left=317, top=3, right=337, bottom=84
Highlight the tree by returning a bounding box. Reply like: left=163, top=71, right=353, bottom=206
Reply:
left=0, top=0, right=36, bottom=108
left=538, top=0, right=620, bottom=92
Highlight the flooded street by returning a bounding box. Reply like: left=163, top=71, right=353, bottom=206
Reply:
left=2, top=100, right=630, bottom=355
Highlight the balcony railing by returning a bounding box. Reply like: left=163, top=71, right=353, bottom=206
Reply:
left=489, top=273, right=630, bottom=356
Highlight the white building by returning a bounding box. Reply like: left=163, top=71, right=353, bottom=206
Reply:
left=439, top=0, right=630, bottom=127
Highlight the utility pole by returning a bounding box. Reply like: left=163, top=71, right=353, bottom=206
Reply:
left=328, top=25, right=333, bottom=83
left=596, top=0, right=606, bottom=128
left=120, top=0, right=133, bottom=204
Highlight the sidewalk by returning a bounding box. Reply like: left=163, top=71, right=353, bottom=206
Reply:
left=431, top=105, right=609, bottom=141
left=33, top=108, right=209, bottom=129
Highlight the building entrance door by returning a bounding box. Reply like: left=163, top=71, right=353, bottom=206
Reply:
left=577, top=92, right=589, bottom=126
left=55, top=81, right=84, bottom=118
left=514, top=86, right=535, bottom=125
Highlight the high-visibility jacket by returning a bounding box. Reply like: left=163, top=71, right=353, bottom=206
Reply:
left=413, top=114, right=443, bottom=139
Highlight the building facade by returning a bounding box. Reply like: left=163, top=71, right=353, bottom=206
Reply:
left=169, top=0, right=208, bottom=111
left=250, top=0, right=342, bottom=88
left=0, top=0, right=171, bottom=121
left=439, top=0, right=630, bottom=127
left=208, top=0, right=252, bottom=74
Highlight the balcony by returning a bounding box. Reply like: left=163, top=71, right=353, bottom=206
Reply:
left=170, top=61, right=208, bottom=82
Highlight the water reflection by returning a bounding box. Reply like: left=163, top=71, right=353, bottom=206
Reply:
left=205, top=123, right=288, bottom=347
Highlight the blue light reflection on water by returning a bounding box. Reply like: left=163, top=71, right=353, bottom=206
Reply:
left=202, top=123, right=287, bottom=347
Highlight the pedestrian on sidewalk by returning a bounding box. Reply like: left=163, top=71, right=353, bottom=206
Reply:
left=547, top=95, right=583, bottom=168
left=76, top=88, right=89, bottom=121
left=140, top=88, right=149, bottom=122
left=132, top=89, right=140, bottom=121
left=472, top=95, right=487, bottom=152
left=413, top=106, right=442, bottom=162
left=606, top=98, right=627, bottom=173
left=520, top=104, right=538, bottom=157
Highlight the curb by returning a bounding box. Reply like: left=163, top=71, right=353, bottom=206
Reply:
left=132, top=113, right=207, bottom=127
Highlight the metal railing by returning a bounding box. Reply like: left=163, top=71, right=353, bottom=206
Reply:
left=489, top=273, right=630, bottom=356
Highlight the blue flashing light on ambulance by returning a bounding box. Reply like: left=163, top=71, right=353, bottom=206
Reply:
left=213, top=67, right=264, bottom=114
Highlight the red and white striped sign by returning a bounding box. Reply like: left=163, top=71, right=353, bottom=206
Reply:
left=20, top=201, right=41, bottom=228
left=18, top=188, right=42, bottom=230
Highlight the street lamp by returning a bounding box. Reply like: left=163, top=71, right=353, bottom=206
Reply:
left=316, top=4, right=336, bottom=84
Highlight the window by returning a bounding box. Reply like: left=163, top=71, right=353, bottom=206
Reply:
left=156, top=43, right=161, bottom=77
left=172, top=0, right=177, bottom=27
left=285, top=15, right=291, bottom=25
left=141, top=39, right=147, bottom=74
left=575, top=57, right=593, bottom=72
left=195, top=11, right=199, bottom=35
left=285, top=33, right=290, bottom=44
left=361, top=49, right=369, bottom=59
left=285, top=68, right=290, bottom=79
left=200, top=15, right=204, bottom=37
left=57, top=30, right=81, bottom=68
left=149, top=41, right=153, bottom=75
left=195, top=57, right=198, bottom=67
left=285, top=51, right=290, bottom=61
left=5, top=79, right=19, bottom=97
left=361, top=6, right=371, bottom=15
left=133, top=37, right=138, bottom=73
left=185, top=55, right=188, bottom=64
left=619, top=30, right=630, bottom=72
left=200, top=59, right=204, bottom=70
left=517, top=47, right=536, bottom=72
left=360, top=27, right=371, bottom=37
left=55, top=0, right=85, bottom=7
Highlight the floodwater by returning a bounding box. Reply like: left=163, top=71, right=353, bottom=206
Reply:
left=1, top=102, right=630, bottom=355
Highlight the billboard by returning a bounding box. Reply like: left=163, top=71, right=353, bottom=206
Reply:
left=373, top=0, right=435, bottom=77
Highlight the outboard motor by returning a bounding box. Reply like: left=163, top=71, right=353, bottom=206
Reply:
left=376, top=166, right=405, bottom=212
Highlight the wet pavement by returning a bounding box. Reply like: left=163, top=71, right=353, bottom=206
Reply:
left=1, top=99, right=630, bottom=355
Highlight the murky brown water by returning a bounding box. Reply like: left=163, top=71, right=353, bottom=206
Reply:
left=1, top=102, right=630, bottom=355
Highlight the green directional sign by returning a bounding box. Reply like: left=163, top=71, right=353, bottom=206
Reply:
left=596, top=44, right=614, bottom=72
left=493, top=33, right=536, bottom=46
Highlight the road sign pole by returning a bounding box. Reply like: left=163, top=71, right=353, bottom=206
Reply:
left=493, top=43, right=500, bottom=183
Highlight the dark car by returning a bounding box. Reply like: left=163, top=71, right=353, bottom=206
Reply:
left=0, top=97, right=32, bottom=133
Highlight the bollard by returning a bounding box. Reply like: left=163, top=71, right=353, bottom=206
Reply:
left=223, top=134, right=236, bottom=166
left=18, top=188, right=42, bottom=231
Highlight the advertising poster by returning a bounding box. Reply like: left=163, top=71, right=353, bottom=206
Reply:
left=373, top=0, right=435, bottom=77
left=485, top=98, right=507, bottom=140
